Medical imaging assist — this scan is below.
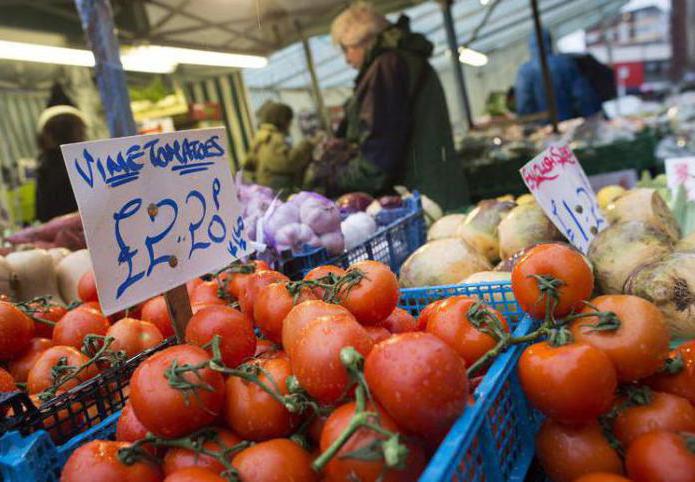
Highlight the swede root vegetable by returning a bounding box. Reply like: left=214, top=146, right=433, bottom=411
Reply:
left=56, top=249, right=92, bottom=304
left=399, top=238, right=491, bottom=288
left=456, top=200, right=515, bottom=263
left=588, top=221, right=673, bottom=294
left=460, top=271, right=514, bottom=305
left=675, top=231, right=695, bottom=252
left=605, top=188, right=681, bottom=241
left=624, top=252, right=695, bottom=337
left=0, top=256, right=15, bottom=299
left=427, top=214, right=466, bottom=241
left=6, top=249, right=64, bottom=304
left=497, top=202, right=562, bottom=260
left=48, top=248, right=71, bottom=266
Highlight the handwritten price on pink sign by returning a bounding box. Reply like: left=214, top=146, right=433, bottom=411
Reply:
left=520, top=144, right=605, bottom=254
left=521, top=145, right=577, bottom=191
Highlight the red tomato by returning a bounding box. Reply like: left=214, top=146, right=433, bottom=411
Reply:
left=613, top=390, right=695, bottom=448
left=281, top=300, right=354, bottom=358
left=338, top=261, right=399, bottom=324
left=254, top=338, right=278, bottom=357
left=0, top=368, right=16, bottom=406
left=218, top=260, right=270, bottom=299
left=224, top=356, right=297, bottom=441
left=60, top=440, right=162, bottom=482
left=130, top=344, right=225, bottom=438
left=8, top=338, right=53, bottom=383
left=378, top=307, right=419, bottom=333
left=53, top=308, right=110, bottom=349
left=511, top=243, right=593, bottom=319
left=253, top=282, right=317, bottom=344
left=77, top=301, right=103, bottom=313
left=140, top=296, right=174, bottom=338
left=27, top=345, right=98, bottom=394
left=625, top=430, right=695, bottom=482
left=291, top=314, right=373, bottom=405
left=239, top=270, right=289, bottom=318
left=645, top=340, right=695, bottom=405
left=571, top=295, right=670, bottom=382
left=0, top=301, right=34, bottom=360
left=163, top=427, right=242, bottom=475
left=416, top=299, right=445, bottom=331
left=518, top=342, right=617, bottom=424
left=426, top=296, right=509, bottom=366
left=164, top=468, right=226, bottom=482
left=189, top=280, right=226, bottom=306
left=77, top=271, right=99, bottom=303
left=31, top=304, right=67, bottom=339
left=320, top=401, right=424, bottom=482
left=106, top=318, right=164, bottom=358
left=185, top=305, right=256, bottom=368
left=365, top=326, right=391, bottom=344
left=231, top=439, right=318, bottom=482
left=573, top=474, right=631, bottom=482
left=304, top=264, right=347, bottom=299
left=186, top=278, right=204, bottom=296
left=535, top=419, right=624, bottom=482
left=364, top=332, right=468, bottom=438
left=116, top=401, right=149, bottom=444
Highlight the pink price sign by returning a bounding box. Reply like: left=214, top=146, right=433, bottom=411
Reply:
left=520, top=144, right=606, bottom=254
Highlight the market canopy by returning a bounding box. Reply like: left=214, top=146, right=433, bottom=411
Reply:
left=245, top=0, right=629, bottom=89
left=0, top=0, right=421, bottom=56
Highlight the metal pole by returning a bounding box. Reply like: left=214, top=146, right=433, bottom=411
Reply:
left=74, top=0, right=137, bottom=137
left=295, top=20, right=330, bottom=133
left=602, top=15, right=620, bottom=116
left=529, top=0, right=559, bottom=132
left=440, top=0, right=474, bottom=130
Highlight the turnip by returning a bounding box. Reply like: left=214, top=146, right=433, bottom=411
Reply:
left=460, top=271, right=514, bottom=305
left=0, top=256, right=16, bottom=300
left=456, top=200, right=515, bottom=263
left=399, top=238, right=491, bottom=288
left=588, top=220, right=673, bottom=294
left=56, top=249, right=92, bottom=304
left=6, top=249, right=65, bottom=304
left=675, top=232, right=695, bottom=252
left=605, top=188, right=680, bottom=241
left=427, top=214, right=466, bottom=241
left=497, top=202, right=562, bottom=260
left=624, top=252, right=695, bottom=337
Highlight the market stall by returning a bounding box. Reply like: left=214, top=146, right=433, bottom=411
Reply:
left=0, top=1, right=694, bottom=482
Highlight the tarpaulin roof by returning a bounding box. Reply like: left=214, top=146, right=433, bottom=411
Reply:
left=0, top=0, right=422, bottom=55
left=244, top=0, right=628, bottom=89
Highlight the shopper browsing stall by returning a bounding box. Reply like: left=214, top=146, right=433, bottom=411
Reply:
left=242, top=101, right=315, bottom=194
left=304, top=1, right=469, bottom=210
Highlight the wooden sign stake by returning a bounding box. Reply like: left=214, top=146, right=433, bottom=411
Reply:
left=164, top=283, right=193, bottom=343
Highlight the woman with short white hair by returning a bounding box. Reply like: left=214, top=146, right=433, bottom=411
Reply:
left=304, top=2, right=469, bottom=210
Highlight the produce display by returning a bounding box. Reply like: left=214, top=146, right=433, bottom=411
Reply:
left=1, top=166, right=695, bottom=482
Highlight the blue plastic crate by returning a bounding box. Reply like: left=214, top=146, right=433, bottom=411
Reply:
left=280, top=192, right=426, bottom=279
left=400, top=281, right=538, bottom=482
left=0, top=411, right=119, bottom=482
left=3, top=281, right=536, bottom=482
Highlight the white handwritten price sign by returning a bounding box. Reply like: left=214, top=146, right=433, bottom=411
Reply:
left=520, top=144, right=606, bottom=254
left=61, top=127, right=251, bottom=315
left=665, top=157, right=695, bottom=200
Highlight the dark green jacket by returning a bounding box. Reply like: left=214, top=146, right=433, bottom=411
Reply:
left=243, top=123, right=313, bottom=192
left=329, top=17, right=469, bottom=210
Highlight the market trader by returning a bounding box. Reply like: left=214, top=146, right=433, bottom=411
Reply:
left=35, top=104, right=87, bottom=222
left=304, top=1, right=469, bottom=210
left=515, top=29, right=602, bottom=122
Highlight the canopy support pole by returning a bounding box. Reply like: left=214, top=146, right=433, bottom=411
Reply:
left=74, top=0, right=136, bottom=137
left=296, top=20, right=330, bottom=133
left=529, top=0, right=559, bottom=133
left=439, top=0, right=474, bottom=130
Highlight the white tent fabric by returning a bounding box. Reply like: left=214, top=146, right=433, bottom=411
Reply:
left=243, top=0, right=628, bottom=90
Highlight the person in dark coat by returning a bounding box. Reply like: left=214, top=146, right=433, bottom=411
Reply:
left=305, top=1, right=469, bottom=210
left=515, top=29, right=602, bottom=122
left=35, top=105, right=86, bottom=222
